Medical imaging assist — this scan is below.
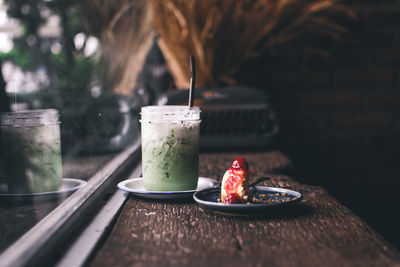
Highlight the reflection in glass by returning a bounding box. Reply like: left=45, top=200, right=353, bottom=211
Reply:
left=0, top=0, right=156, bottom=252
left=0, top=109, right=62, bottom=194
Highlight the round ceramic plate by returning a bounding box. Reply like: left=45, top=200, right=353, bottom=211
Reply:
left=117, top=177, right=220, bottom=200
left=193, top=186, right=302, bottom=215
left=0, top=178, right=87, bottom=200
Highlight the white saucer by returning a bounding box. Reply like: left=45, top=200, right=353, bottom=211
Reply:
left=0, top=178, right=87, bottom=200
left=117, top=177, right=220, bottom=200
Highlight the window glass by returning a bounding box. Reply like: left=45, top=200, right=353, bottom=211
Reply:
left=0, top=0, right=166, bottom=253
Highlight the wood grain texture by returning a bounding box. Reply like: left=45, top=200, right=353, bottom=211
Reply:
left=89, top=152, right=400, bottom=267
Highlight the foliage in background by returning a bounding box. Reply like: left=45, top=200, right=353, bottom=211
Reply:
left=1, top=0, right=101, bottom=151
left=78, top=0, right=154, bottom=95
left=3, top=0, right=87, bottom=72
left=1, top=0, right=155, bottom=153
left=150, top=0, right=356, bottom=89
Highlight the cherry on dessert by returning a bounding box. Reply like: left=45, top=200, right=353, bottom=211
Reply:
left=231, top=157, right=249, bottom=171
left=223, top=193, right=242, bottom=204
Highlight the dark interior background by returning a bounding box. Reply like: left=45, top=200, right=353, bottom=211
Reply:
left=239, top=0, right=400, bottom=249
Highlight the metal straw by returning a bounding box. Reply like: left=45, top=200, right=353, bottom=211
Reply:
left=188, top=56, right=195, bottom=108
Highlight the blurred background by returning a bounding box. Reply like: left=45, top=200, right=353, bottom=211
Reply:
left=0, top=0, right=399, bottom=250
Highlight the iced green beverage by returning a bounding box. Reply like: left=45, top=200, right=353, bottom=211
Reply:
left=0, top=109, right=62, bottom=193
left=140, top=106, right=200, bottom=191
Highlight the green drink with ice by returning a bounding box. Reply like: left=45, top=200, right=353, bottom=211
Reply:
left=140, top=106, right=200, bottom=191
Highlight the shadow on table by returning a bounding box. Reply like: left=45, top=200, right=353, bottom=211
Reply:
left=130, top=195, right=314, bottom=220
left=210, top=203, right=314, bottom=219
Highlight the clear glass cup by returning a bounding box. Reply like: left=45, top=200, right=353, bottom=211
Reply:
left=140, top=106, right=201, bottom=191
left=0, top=109, right=62, bottom=193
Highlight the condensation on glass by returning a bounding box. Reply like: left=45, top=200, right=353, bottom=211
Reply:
left=140, top=106, right=201, bottom=191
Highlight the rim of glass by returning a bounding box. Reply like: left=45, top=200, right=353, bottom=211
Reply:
left=141, top=105, right=200, bottom=113
left=0, top=109, right=59, bottom=118
left=140, top=105, right=200, bottom=123
left=0, top=109, right=60, bottom=127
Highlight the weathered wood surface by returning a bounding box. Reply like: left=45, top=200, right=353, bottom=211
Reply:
left=89, top=151, right=400, bottom=267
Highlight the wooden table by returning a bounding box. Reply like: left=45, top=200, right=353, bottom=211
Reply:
left=89, top=151, right=400, bottom=266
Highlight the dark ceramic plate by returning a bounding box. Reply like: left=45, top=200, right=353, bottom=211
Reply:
left=193, top=186, right=302, bottom=215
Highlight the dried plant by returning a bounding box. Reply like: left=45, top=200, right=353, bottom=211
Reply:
left=79, top=0, right=155, bottom=95
left=150, top=0, right=355, bottom=89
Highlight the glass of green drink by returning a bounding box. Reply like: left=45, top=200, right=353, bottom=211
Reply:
left=140, top=106, right=201, bottom=191
left=0, top=109, right=62, bottom=193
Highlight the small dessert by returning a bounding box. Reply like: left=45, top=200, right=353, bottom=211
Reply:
left=221, top=157, right=251, bottom=204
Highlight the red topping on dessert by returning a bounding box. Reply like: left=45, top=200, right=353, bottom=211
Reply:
left=223, top=169, right=244, bottom=195
left=221, top=157, right=251, bottom=204
left=231, top=157, right=249, bottom=172
left=223, top=193, right=242, bottom=204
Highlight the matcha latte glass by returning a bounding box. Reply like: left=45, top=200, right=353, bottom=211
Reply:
left=140, top=106, right=200, bottom=191
left=0, top=109, right=62, bottom=193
